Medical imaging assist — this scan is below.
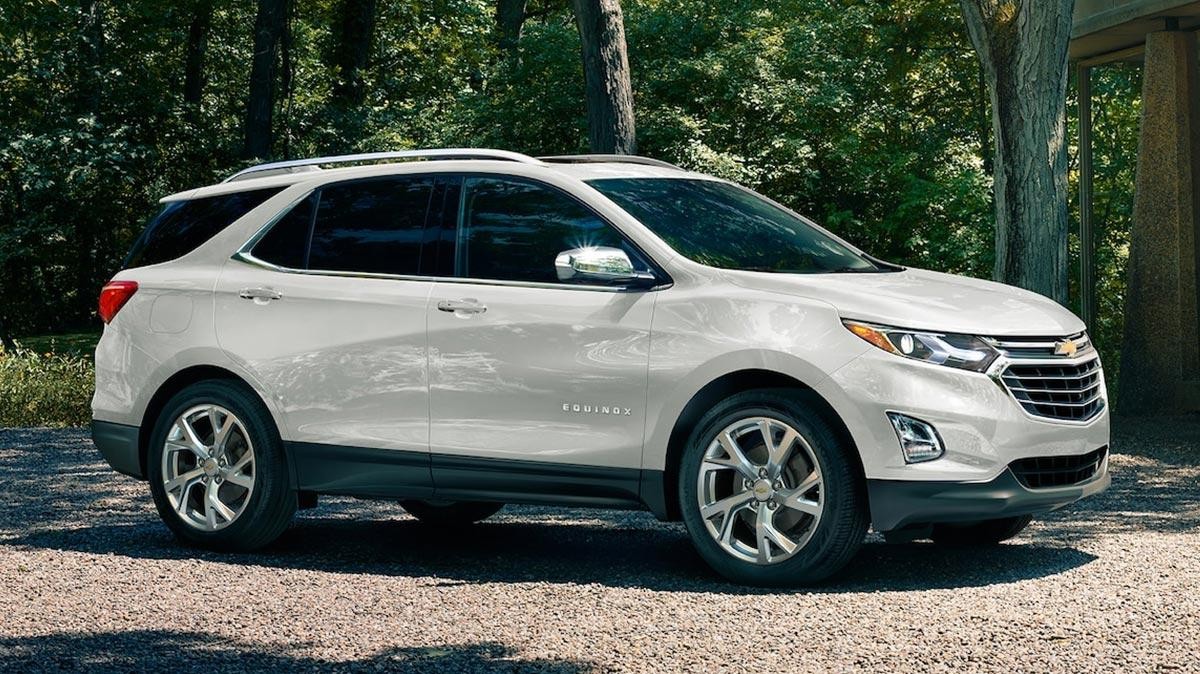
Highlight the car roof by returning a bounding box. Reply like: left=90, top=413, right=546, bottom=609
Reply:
left=159, top=151, right=711, bottom=203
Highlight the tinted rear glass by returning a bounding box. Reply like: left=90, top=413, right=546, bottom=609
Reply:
left=125, top=187, right=282, bottom=268
left=307, top=177, right=434, bottom=275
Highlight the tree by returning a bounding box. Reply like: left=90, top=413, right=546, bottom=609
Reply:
left=243, top=0, right=289, bottom=159
left=960, top=0, right=1072, bottom=303
left=331, top=0, right=376, bottom=108
left=183, top=0, right=214, bottom=112
left=572, top=0, right=636, bottom=154
left=496, top=0, right=528, bottom=52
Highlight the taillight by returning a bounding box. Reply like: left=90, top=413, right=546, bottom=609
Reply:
left=99, top=280, right=138, bottom=323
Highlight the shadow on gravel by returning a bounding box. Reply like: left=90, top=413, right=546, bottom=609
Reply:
left=0, top=630, right=594, bottom=673
left=7, top=515, right=1097, bottom=594
left=27, top=421, right=1200, bottom=593
left=2, top=426, right=1108, bottom=594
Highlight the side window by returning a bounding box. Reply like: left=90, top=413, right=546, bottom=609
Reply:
left=307, top=176, right=435, bottom=275
left=251, top=194, right=315, bottom=269
left=125, top=187, right=282, bottom=269
left=458, top=177, right=645, bottom=284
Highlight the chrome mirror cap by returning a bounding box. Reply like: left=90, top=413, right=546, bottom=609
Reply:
left=555, top=246, right=653, bottom=285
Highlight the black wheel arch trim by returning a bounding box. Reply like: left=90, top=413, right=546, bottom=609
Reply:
left=92, top=419, right=143, bottom=479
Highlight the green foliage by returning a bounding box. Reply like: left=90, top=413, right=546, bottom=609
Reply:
left=1068, top=63, right=1141, bottom=386
left=0, top=0, right=1139, bottom=391
left=0, top=347, right=94, bottom=428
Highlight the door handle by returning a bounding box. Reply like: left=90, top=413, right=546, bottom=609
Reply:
left=437, top=298, right=487, bottom=314
left=238, top=287, right=282, bottom=301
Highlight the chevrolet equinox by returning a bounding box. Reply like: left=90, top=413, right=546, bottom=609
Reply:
left=91, top=149, right=1110, bottom=585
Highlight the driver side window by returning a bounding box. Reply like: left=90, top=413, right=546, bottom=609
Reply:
left=457, top=176, right=648, bottom=284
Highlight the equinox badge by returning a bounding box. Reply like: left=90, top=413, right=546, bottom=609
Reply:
left=562, top=403, right=632, bottom=416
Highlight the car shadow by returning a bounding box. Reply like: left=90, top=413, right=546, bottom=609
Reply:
left=6, top=509, right=1097, bottom=594
left=0, top=630, right=593, bottom=673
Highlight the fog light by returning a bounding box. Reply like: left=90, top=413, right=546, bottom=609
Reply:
left=886, top=412, right=945, bottom=463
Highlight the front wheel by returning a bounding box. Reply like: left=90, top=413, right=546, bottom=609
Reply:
left=931, top=515, right=1033, bottom=545
left=147, top=380, right=295, bottom=551
left=679, top=390, right=868, bottom=586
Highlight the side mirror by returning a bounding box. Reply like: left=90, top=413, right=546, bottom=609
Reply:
left=554, top=246, right=655, bottom=286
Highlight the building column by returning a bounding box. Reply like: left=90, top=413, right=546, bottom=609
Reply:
left=1118, top=29, right=1200, bottom=414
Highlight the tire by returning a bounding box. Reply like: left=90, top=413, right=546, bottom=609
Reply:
left=400, top=500, right=504, bottom=526
left=930, top=515, right=1032, bottom=545
left=147, top=379, right=296, bottom=551
left=678, top=389, right=868, bottom=586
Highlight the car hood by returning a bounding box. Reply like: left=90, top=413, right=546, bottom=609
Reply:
left=725, top=267, right=1085, bottom=337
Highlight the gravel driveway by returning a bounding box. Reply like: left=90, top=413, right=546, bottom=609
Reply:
left=1, top=418, right=1198, bottom=673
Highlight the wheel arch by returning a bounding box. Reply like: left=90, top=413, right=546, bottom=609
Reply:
left=137, top=365, right=284, bottom=480
left=643, top=368, right=864, bottom=522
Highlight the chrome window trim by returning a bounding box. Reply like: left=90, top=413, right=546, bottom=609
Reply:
left=233, top=174, right=673, bottom=294
left=230, top=250, right=667, bottom=294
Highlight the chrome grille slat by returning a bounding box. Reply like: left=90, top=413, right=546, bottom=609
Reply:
left=1007, top=381, right=1103, bottom=395
left=991, top=333, right=1105, bottom=422
left=1008, top=388, right=1099, bottom=402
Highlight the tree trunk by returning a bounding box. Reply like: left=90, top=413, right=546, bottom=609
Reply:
left=495, top=0, right=527, bottom=52
left=0, top=315, right=15, bottom=353
left=331, top=0, right=376, bottom=107
left=243, top=0, right=289, bottom=160
left=572, top=0, right=636, bottom=154
left=183, top=0, right=213, bottom=113
left=960, top=0, right=1072, bottom=304
left=72, top=0, right=104, bottom=115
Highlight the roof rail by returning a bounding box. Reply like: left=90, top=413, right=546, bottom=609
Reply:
left=224, top=148, right=542, bottom=183
left=537, top=154, right=682, bottom=170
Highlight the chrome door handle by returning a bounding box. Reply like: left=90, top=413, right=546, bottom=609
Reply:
left=437, top=298, right=487, bottom=314
left=238, top=287, right=282, bottom=301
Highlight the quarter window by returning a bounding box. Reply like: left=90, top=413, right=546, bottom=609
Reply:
left=306, top=177, right=435, bottom=275
left=251, top=194, right=315, bottom=269
left=458, top=177, right=645, bottom=284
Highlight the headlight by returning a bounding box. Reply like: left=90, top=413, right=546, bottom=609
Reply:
left=843, top=320, right=999, bottom=373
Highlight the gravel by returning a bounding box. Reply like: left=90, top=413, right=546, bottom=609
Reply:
left=1, top=418, right=1198, bottom=673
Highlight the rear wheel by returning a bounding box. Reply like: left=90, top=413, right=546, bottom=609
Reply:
left=401, top=500, right=504, bottom=526
left=679, top=390, right=867, bottom=586
left=147, top=380, right=295, bottom=551
left=931, top=515, right=1032, bottom=545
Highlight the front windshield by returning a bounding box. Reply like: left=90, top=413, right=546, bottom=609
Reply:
left=588, top=177, right=888, bottom=274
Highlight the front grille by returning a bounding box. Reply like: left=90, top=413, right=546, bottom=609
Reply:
left=1010, top=446, right=1107, bottom=489
left=1000, top=357, right=1105, bottom=422
left=989, top=332, right=1091, bottom=359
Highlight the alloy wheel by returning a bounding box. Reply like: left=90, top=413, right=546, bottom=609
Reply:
left=160, top=404, right=256, bottom=531
left=696, top=416, right=825, bottom=564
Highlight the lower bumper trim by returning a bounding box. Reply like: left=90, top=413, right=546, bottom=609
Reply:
left=91, top=419, right=143, bottom=479
left=867, top=467, right=1110, bottom=532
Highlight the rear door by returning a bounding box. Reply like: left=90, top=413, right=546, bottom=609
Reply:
left=214, top=175, right=442, bottom=497
left=426, top=175, right=658, bottom=502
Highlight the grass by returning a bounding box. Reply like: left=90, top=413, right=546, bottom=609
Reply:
left=13, top=331, right=101, bottom=359
left=0, top=331, right=99, bottom=427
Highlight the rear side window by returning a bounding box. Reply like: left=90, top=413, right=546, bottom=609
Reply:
left=307, top=177, right=435, bottom=275
left=125, top=187, right=282, bottom=268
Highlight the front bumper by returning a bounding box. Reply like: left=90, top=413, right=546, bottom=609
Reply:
left=815, top=345, right=1111, bottom=483
left=91, top=419, right=143, bottom=479
left=868, top=462, right=1110, bottom=531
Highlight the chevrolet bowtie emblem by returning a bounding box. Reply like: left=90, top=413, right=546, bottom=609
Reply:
left=1054, top=339, right=1078, bottom=357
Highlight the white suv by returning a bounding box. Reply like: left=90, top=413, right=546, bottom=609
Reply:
left=91, top=149, right=1110, bottom=585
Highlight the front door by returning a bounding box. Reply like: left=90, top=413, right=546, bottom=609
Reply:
left=427, top=175, right=658, bottom=500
